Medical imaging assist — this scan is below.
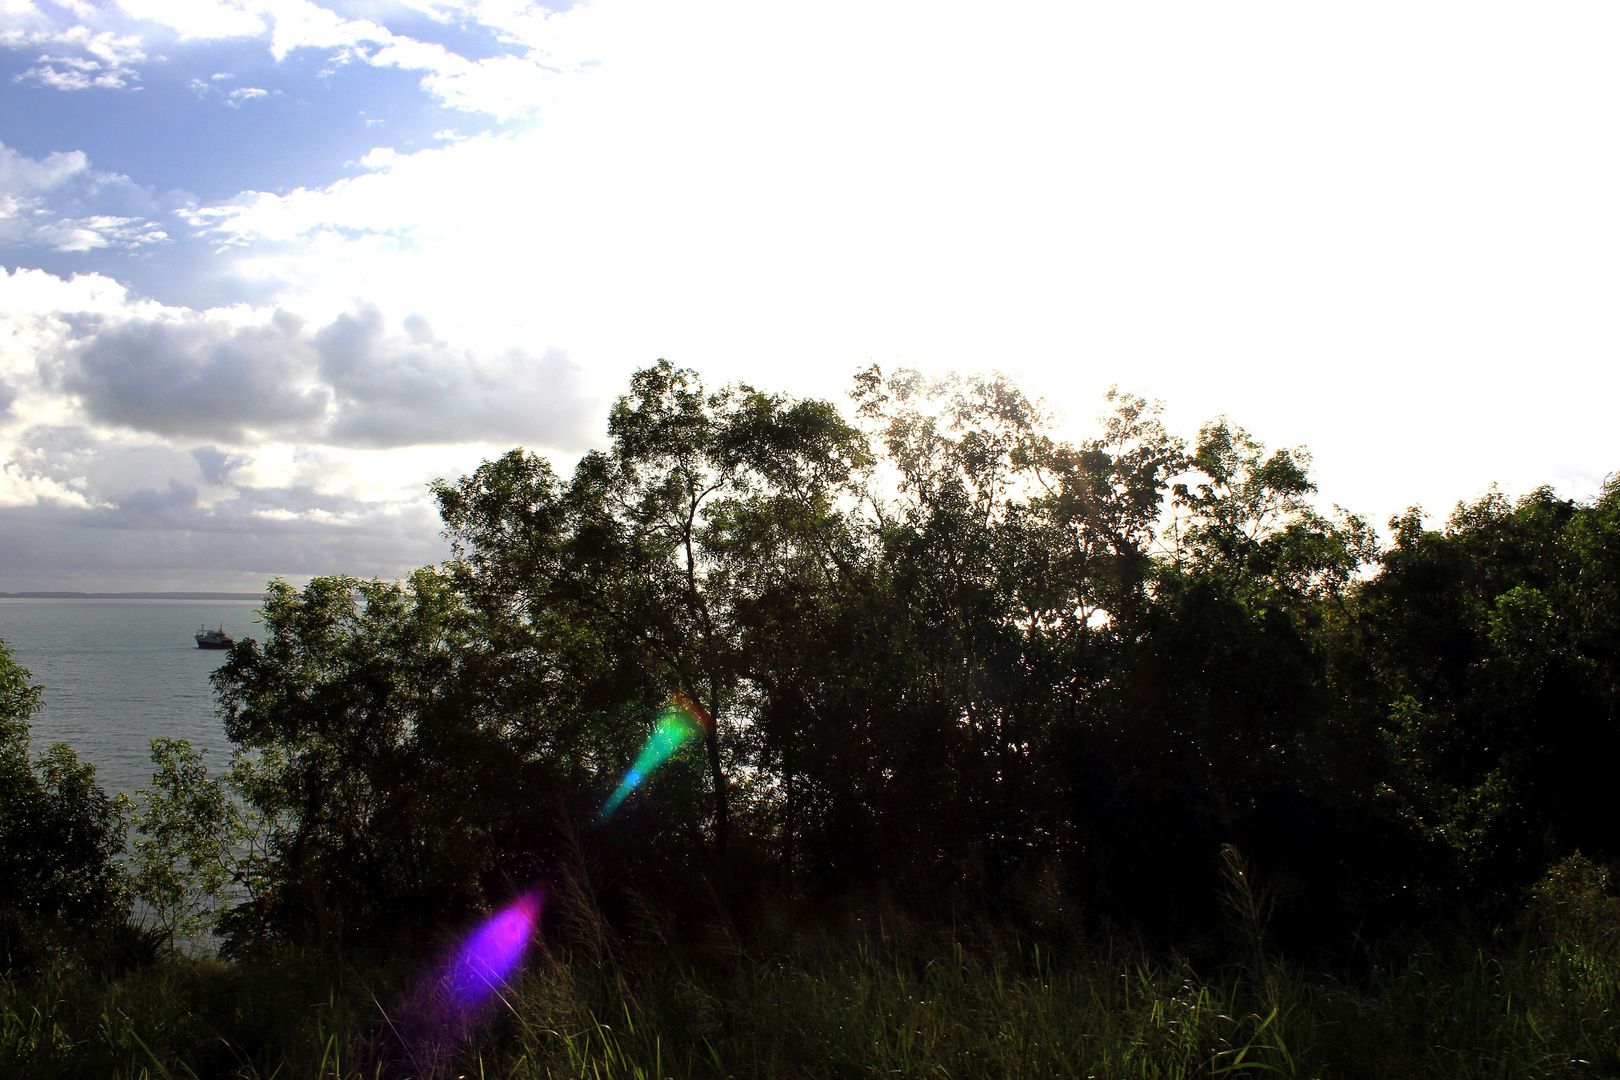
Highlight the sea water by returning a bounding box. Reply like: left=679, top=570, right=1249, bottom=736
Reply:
left=0, top=599, right=262, bottom=797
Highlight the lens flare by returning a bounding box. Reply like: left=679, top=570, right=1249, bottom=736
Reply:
left=598, top=691, right=714, bottom=822
left=445, top=891, right=542, bottom=1009
left=388, top=891, right=543, bottom=1062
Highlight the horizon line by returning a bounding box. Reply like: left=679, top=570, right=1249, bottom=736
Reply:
left=0, top=591, right=264, bottom=601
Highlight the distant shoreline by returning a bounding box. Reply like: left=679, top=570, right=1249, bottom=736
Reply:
left=0, top=592, right=263, bottom=600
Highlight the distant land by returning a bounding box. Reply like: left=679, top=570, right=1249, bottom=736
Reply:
left=0, top=592, right=263, bottom=600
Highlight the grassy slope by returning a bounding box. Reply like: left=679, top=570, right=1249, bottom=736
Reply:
left=4, top=914, right=1618, bottom=1079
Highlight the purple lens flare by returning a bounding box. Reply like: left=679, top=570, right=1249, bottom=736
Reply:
left=444, top=890, right=543, bottom=1009
left=388, top=889, right=546, bottom=1063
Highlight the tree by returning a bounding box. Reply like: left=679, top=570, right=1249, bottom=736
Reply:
left=1171, top=419, right=1376, bottom=606
left=436, top=360, right=871, bottom=857
left=0, top=639, right=129, bottom=969
left=795, top=372, right=1193, bottom=896
left=211, top=572, right=526, bottom=952
left=131, top=739, right=253, bottom=954
left=192, top=360, right=1611, bottom=946
left=1355, top=484, right=1620, bottom=909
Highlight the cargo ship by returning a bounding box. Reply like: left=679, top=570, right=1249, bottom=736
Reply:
left=195, top=624, right=235, bottom=650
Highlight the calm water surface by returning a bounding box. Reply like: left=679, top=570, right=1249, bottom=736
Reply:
left=0, top=599, right=262, bottom=796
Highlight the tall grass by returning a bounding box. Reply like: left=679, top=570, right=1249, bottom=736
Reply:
left=499, top=918, right=1615, bottom=1079
left=4, top=869, right=1618, bottom=1079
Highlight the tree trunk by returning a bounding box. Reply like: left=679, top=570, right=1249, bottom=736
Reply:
left=684, top=686, right=730, bottom=857
left=706, top=720, right=730, bottom=856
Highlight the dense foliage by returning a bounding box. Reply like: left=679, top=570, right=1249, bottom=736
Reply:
left=92, top=362, right=1615, bottom=954
left=194, top=362, right=1617, bottom=956
left=0, top=640, right=132, bottom=973
left=2, top=361, right=1617, bottom=1076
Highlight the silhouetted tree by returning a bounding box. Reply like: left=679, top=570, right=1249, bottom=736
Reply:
left=0, top=639, right=129, bottom=969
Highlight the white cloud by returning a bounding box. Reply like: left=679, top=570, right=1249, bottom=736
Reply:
left=10, top=26, right=145, bottom=89
left=30, top=213, right=167, bottom=252
left=0, top=143, right=88, bottom=192
left=174, top=0, right=1620, bottom=533
left=188, top=76, right=274, bottom=107
left=111, top=0, right=266, bottom=41
left=255, top=0, right=390, bottom=60
left=0, top=141, right=167, bottom=252
left=5, top=0, right=591, bottom=118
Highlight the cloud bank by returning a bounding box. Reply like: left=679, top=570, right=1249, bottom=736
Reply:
left=0, top=267, right=594, bottom=589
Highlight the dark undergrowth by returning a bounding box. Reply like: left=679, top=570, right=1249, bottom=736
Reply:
left=4, top=887, right=1618, bottom=1080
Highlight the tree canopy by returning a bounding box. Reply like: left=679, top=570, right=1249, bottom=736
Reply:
left=100, top=361, right=1616, bottom=954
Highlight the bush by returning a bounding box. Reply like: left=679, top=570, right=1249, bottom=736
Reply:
left=0, top=639, right=136, bottom=974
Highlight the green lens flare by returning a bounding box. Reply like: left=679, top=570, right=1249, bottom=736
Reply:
left=598, top=694, right=712, bottom=822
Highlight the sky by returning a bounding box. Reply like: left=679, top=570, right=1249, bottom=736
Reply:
left=1, top=0, right=1617, bottom=592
